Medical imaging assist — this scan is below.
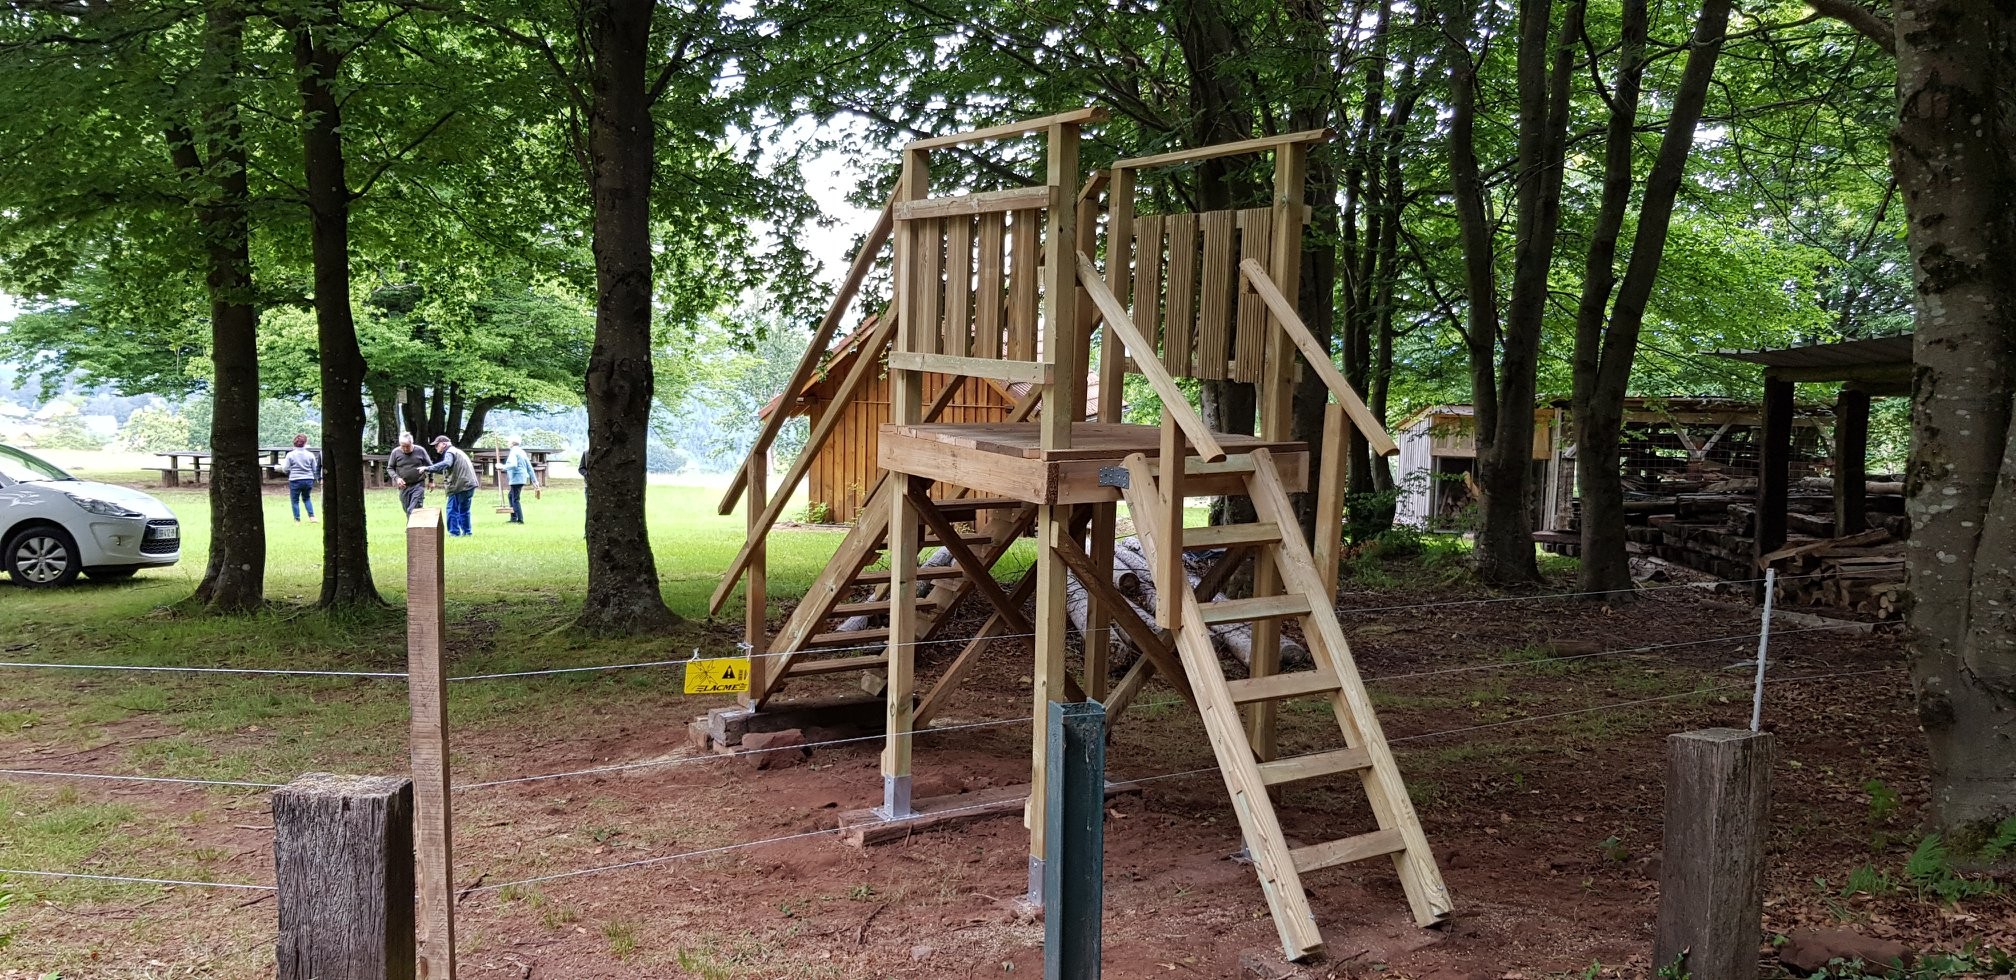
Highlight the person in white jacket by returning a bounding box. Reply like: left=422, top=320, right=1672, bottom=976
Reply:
left=283, top=434, right=321, bottom=524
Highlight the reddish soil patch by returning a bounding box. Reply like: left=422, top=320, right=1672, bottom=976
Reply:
left=9, top=580, right=2013, bottom=978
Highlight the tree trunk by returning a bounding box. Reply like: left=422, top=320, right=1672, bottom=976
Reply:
left=458, top=397, right=502, bottom=450
left=1891, top=0, right=2016, bottom=833
left=292, top=3, right=381, bottom=608
left=369, top=384, right=398, bottom=451
left=577, top=0, right=679, bottom=632
left=176, top=1, right=264, bottom=614
left=1573, top=0, right=1731, bottom=596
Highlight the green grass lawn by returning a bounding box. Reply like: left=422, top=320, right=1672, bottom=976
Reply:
left=1, top=476, right=848, bottom=798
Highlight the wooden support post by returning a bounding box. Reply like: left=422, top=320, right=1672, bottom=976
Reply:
left=745, top=452, right=768, bottom=700
left=1031, top=120, right=1084, bottom=906
left=882, top=476, right=922, bottom=819
left=1157, top=421, right=1185, bottom=631
left=1833, top=388, right=1870, bottom=535
left=1043, top=699, right=1108, bottom=980
left=1754, top=378, right=1794, bottom=569
left=1654, top=728, right=1773, bottom=980
left=405, top=508, right=456, bottom=980
left=1086, top=502, right=1116, bottom=701
left=275, top=774, right=415, bottom=980
left=1314, top=402, right=1349, bottom=599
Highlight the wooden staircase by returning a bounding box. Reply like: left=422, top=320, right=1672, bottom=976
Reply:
left=749, top=473, right=1036, bottom=706
left=1116, top=447, right=1452, bottom=960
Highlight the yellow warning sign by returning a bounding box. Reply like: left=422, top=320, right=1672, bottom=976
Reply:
left=684, top=657, right=751, bottom=695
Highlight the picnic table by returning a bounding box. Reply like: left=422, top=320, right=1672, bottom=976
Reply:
left=152, top=451, right=211, bottom=487
left=473, top=446, right=558, bottom=486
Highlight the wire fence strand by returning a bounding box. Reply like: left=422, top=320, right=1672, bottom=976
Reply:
left=0, top=769, right=284, bottom=790
left=0, top=868, right=275, bottom=891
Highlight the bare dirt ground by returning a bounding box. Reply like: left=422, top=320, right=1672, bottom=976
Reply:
left=5, top=577, right=2011, bottom=979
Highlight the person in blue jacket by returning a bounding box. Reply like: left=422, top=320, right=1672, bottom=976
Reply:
left=283, top=434, right=321, bottom=524
left=503, top=437, right=536, bottom=524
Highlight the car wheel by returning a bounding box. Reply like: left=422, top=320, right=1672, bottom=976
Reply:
left=5, top=526, right=81, bottom=587
left=86, top=567, right=139, bottom=581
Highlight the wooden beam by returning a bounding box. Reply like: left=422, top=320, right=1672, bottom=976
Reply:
left=906, top=107, right=1108, bottom=151
left=894, top=185, right=1058, bottom=220
left=1076, top=251, right=1226, bottom=461
left=889, top=351, right=1054, bottom=386
left=719, top=190, right=896, bottom=515
left=913, top=568, right=1041, bottom=727
left=1052, top=534, right=1194, bottom=709
left=1112, top=128, right=1332, bottom=171
left=908, top=489, right=1035, bottom=634
left=1754, top=379, right=1794, bottom=566
left=1833, top=388, right=1870, bottom=535
left=1241, top=258, right=1398, bottom=456
left=404, top=508, right=456, bottom=980
left=1314, top=403, right=1349, bottom=598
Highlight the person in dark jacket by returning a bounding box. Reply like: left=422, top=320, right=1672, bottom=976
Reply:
left=387, top=431, right=432, bottom=514
left=283, top=434, right=320, bottom=524
left=423, top=435, right=479, bottom=536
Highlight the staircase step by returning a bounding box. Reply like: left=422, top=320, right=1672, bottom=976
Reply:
left=1257, top=747, right=1374, bottom=787
left=805, top=628, right=888, bottom=648
left=828, top=600, right=891, bottom=617
left=1290, top=829, right=1407, bottom=874
left=920, top=533, right=995, bottom=549
left=854, top=567, right=965, bottom=585
left=1180, top=522, right=1283, bottom=550
left=927, top=496, right=1027, bottom=513
left=1224, top=669, right=1340, bottom=705
left=1149, top=455, right=1259, bottom=478
left=783, top=653, right=888, bottom=677
left=1198, top=594, right=1311, bottom=625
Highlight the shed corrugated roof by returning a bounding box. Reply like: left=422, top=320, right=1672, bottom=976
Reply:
left=1711, top=334, right=1912, bottom=372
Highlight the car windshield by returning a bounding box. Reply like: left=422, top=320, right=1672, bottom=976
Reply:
left=0, top=445, right=75, bottom=483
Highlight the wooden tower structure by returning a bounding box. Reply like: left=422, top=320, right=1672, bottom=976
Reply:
left=714, top=109, right=1451, bottom=961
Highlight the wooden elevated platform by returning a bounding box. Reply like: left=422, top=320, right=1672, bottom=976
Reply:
left=877, top=422, right=1309, bottom=504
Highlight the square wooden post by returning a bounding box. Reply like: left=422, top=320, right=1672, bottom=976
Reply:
left=744, top=452, right=769, bottom=700
left=1654, top=728, right=1773, bottom=980
left=1833, top=388, right=1870, bottom=535
left=275, top=774, right=415, bottom=980
left=1030, top=120, right=1084, bottom=905
left=406, top=508, right=456, bottom=980
left=1753, top=378, right=1794, bottom=567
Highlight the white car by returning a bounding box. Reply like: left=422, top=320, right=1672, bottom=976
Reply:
left=0, top=444, right=182, bottom=586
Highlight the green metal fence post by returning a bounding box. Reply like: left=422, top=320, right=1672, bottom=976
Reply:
left=1044, top=698, right=1107, bottom=980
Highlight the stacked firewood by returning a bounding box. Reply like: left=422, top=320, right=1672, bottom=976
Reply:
left=1760, top=529, right=1907, bottom=619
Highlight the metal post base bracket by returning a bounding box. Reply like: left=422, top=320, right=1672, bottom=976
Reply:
left=876, top=774, right=914, bottom=821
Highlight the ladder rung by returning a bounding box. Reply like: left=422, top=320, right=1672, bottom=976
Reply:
left=783, top=653, right=887, bottom=677
left=1198, top=594, right=1311, bottom=625
left=927, top=496, right=1026, bottom=513
left=1224, top=669, right=1340, bottom=705
left=1151, top=455, right=1257, bottom=478
left=1290, top=828, right=1407, bottom=874
left=854, top=567, right=965, bottom=584
left=805, top=629, right=887, bottom=648
left=1257, top=747, right=1374, bottom=787
left=921, top=533, right=994, bottom=548
left=1180, top=522, right=1282, bottom=550
left=828, top=601, right=889, bottom=617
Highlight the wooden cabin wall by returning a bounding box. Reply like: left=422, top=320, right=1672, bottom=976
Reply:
left=803, top=371, right=1013, bottom=524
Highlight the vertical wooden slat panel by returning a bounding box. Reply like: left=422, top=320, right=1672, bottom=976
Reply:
left=919, top=218, right=945, bottom=356
left=1129, top=215, right=1164, bottom=376
left=1009, top=210, right=1040, bottom=361
left=1195, top=210, right=1236, bottom=381
left=976, top=211, right=1007, bottom=359
left=1234, top=207, right=1274, bottom=383
left=1162, top=212, right=1199, bottom=377
left=944, top=216, right=974, bottom=357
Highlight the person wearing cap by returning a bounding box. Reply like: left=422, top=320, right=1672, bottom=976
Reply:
left=421, top=434, right=479, bottom=536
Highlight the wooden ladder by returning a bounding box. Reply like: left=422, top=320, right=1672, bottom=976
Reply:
left=1117, top=448, right=1452, bottom=961
left=750, top=472, right=1036, bottom=706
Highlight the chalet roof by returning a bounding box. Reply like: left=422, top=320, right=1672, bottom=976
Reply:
left=1711, top=334, right=1913, bottom=387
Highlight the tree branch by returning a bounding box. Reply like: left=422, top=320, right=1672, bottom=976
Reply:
left=351, top=110, right=457, bottom=200
left=1806, top=0, right=1895, bottom=54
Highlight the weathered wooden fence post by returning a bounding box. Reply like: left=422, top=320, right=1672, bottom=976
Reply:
left=274, top=773, right=415, bottom=980
left=1044, top=698, right=1107, bottom=980
left=1655, top=728, right=1774, bottom=980
left=407, top=507, right=457, bottom=980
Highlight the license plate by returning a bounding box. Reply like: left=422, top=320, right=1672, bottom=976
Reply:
left=148, top=525, right=179, bottom=541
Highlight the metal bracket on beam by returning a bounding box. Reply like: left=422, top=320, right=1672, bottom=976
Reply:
left=1098, top=466, right=1130, bottom=488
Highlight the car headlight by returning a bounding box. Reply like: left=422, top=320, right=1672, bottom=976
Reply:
left=70, top=496, right=142, bottom=518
